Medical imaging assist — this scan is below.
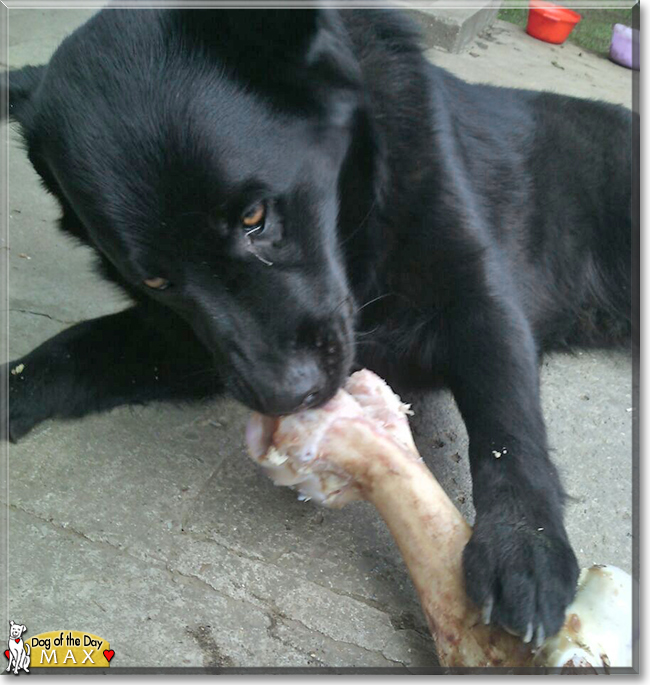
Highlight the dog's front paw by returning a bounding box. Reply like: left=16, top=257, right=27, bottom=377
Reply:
left=463, top=510, right=579, bottom=646
left=8, top=403, right=47, bottom=442
left=4, top=359, right=55, bottom=442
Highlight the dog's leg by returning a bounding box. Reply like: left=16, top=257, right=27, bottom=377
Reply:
left=444, top=294, right=579, bottom=645
left=4, top=305, right=221, bottom=442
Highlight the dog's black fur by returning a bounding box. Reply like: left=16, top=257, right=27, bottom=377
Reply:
left=3, top=9, right=633, bottom=646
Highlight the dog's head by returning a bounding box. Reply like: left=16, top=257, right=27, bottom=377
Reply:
left=5, top=10, right=362, bottom=415
left=9, top=621, right=26, bottom=640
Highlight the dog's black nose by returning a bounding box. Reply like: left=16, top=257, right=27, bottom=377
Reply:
left=259, top=357, right=330, bottom=415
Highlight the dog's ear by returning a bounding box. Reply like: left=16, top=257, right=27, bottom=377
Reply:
left=9, top=620, right=14, bottom=627
left=219, top=10, right=323, bottom=62
left=178, top=9, right=360, bottom=119
left=1, top=64, right=46, bottom=127
left=21, top=626, right=27, bottom=634
left=223, top=10, right=358, bottom=81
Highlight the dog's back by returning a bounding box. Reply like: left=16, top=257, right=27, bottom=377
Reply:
left=339, top=10, right=632, bottom=353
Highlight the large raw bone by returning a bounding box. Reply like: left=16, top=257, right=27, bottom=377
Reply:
left=246, top=370, right=633, bottom=671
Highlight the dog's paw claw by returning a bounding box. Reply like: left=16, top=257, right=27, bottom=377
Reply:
left=481, top=596, right=494, bottom=625
left=523, top=621, right=534, bottom=644
left=464, top=510, right=579, bottom=646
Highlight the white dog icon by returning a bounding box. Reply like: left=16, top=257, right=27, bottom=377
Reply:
left=7, top=621, right=30, bottom=675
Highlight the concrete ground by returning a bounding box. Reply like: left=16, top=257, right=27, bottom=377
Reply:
left=3, top=11, right=634, bottom=671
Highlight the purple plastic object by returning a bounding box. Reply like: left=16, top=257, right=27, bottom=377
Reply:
left=609, top=23, right=639, bottom=70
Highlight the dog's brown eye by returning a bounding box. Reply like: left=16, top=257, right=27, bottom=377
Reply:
left=241, top=202, right=266, bottom=229
left=143, top=277, right=170, bottom=290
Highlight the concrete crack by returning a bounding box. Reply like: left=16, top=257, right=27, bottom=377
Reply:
left=6, top=500, right=274, bottom=616
left=5, top=501, right=174, bottom=568
left=7, top=502, right=420, bottom=669
left=9, top=308, right=78, bottom=325
left=264, top=608, right=326, bottom=666
left=255, top=594, right=409, bottom=669
left=179, top=527, right=280, bottom=565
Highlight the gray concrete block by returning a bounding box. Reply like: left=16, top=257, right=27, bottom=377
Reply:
left=405, top=2, right=503, bottom=53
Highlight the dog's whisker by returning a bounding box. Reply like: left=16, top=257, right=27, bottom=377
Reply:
left=339, top=198, right=379, bottom=247
left=174, top=366, right=222, bottom=384
left=355, top=324, right=381, bottom=338
left=175, top=210, right=211, bottom=221
left=351, top=339, right=384, bottom=349
left=355, top=292, right=395, bottom=313
left=254, top=253, right=273, bottom=266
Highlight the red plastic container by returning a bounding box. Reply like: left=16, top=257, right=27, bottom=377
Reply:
left=526, top=1, right=581, bottom=45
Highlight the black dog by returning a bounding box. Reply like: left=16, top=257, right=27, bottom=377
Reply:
left=3, top=9, right=633, bottom=647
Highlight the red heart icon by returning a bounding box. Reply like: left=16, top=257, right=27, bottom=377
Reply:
left=4, top=650, right=9, bottom=659
left=15, top=639, right=20, bottom=643
left=103, top=649, right=115, bottom=663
